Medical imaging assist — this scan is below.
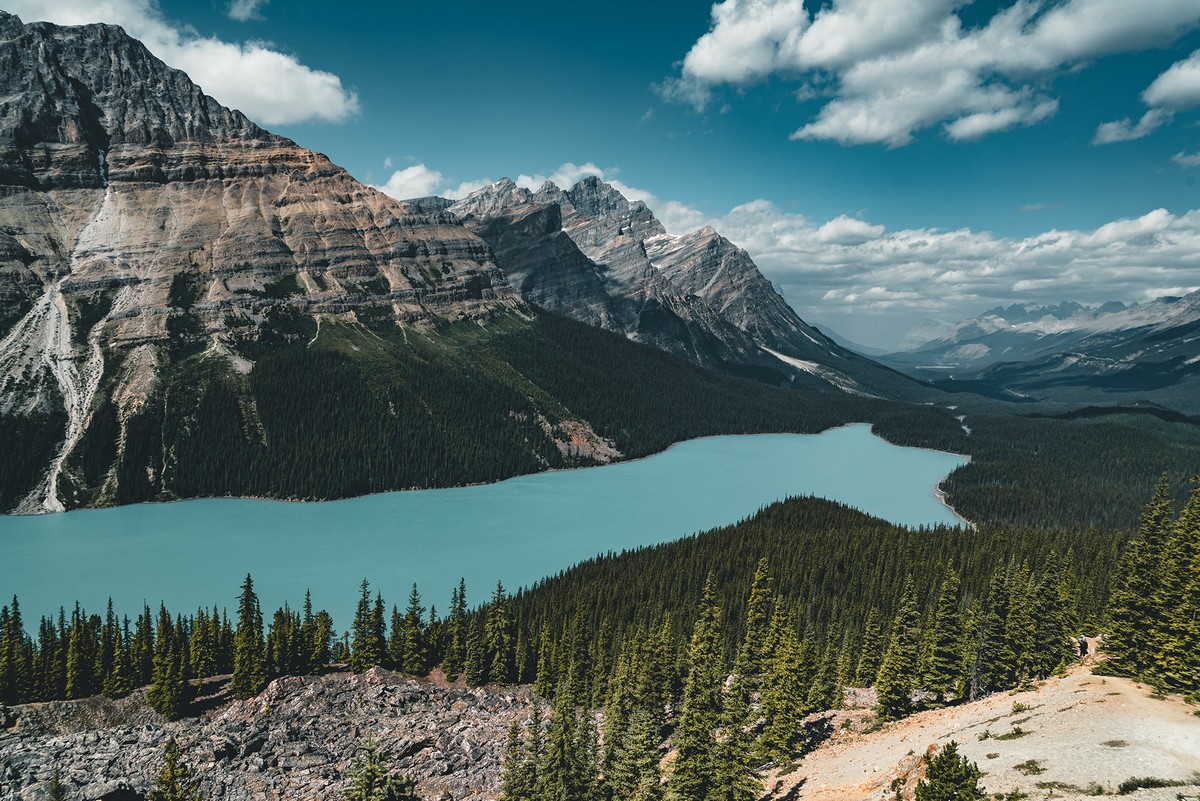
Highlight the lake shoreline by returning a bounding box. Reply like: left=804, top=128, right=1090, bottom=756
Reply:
left=3, top=422, right=973, bottom=522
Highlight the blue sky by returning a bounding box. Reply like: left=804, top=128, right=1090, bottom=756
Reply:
left=13, top=0, right=1200, bottom=347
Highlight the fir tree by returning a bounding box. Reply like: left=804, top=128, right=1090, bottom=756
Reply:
left=230, top=574, right=266, bottom=699
left=914, top=741, right=986, bottom=801
left=148, top=738, right=201, bottom=801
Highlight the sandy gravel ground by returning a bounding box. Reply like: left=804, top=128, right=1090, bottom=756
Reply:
left=769, top=651, right=1200, bottom=801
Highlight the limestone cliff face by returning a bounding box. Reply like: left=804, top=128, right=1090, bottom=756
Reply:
left=0, top=11, right=517, bottom=513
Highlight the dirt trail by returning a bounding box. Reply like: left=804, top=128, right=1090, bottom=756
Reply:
left=771, top=660, right=1200, bottom=801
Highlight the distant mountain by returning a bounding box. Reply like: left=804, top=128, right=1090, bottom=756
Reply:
left=448, top=178, right=920, bottom=397
left=883, top=294, right=1200, bottom=411
left=0, top=12, right=929, bottom=514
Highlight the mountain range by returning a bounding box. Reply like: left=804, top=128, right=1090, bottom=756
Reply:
left=0, top=11, right=927, bottom=515
left=880, top=295, right=1200, bottom=411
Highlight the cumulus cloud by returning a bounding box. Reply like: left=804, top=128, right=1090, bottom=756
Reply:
left=665, top=0, right=1200, bottom=146
left=1095, top=49, right=1200, bottom=144
left=9, top=0, right=358, bottom=126
left=226, top=0, right=268, bottom=22
left=1143, top=49, right=1200, bottom=109
left=374, top=164, right=445, bottom=200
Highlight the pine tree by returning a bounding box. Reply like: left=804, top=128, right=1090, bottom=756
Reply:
left=876, top=577, right=920, bottom=719
left=230, top=574, right=266, bottom=699
left=914, top=741, right=986, bottom=801
left=667, top=577, right=724, bottom=801
left=924, top=568, right=964, bottom=703
left=148, top=738, right=201, bottom=801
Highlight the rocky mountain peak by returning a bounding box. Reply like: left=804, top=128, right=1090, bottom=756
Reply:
left=451, top=178, right=535, bottom=220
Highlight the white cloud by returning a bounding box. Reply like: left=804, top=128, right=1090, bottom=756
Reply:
left=1143, top=49, right=1200, bottom=109
left=668, top=0, right=1200, bottom=146
left=815, top=215, right=885, bottom=245
left=9, top=0, right=358, bottom=126
left=1094, top=49, right=1200, bottom=144
left=514, top=162, right=662, bottom=208
left=226, top=0, right=268, bottom=22
left=374, top=164, right=445, bottom=200
left=1092, top=108, right=1173, bottom=144
left=1173, top=151, right=1200, bottom=168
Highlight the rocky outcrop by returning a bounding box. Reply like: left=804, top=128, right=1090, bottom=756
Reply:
left=0, top=669, right=528, bottom=801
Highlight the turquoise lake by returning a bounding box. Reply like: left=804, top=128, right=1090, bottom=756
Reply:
left=0, top=424, right=967, bottom=627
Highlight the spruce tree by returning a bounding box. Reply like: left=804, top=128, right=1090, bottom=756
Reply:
left=854, top=607, right=883, bottom=687
left=924, top=568, right=964, bottom=703
left=667, top=577, right=724, bottom=801
left=876, top=577, right=920, bottom=719
left=756, top=608, right=810, bottom=763
left=1151, top=482, right=1200, bottom=692
left=349, top=579, right=385, bottom=673
left=401, top=584, right=427, bottom=675
left=1105, top=475, right=1173, bottom=676
left=230, top=574, right=266, bottom=699
left=541, top=680, right=580, bottom=801
left=732, top=558, right=774, bottom=692
left=501, top=720, right=530, bottom=801
left=485, top=582, right=514, bottom=685
left=605, top=707, right=664, bottom=801
left=342, top=738, right=419, bottom=801
left=914, top=741, right=986, bottom=801
left=148, top=738, right=201, bottom=801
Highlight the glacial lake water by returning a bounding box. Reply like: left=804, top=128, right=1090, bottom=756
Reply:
left=0, top=424, right=967, bottom=627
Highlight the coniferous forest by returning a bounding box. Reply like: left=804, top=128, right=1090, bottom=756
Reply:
left=3, top=484, right=1198, bottom=799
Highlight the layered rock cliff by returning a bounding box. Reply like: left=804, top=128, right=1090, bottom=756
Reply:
left=450, top=177, right=911, bottom=394
left=0, top=12, right=522, bottom=513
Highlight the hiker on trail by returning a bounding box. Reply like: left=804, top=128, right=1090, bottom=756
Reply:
left=1078, top=635, right=1088, bottom=657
